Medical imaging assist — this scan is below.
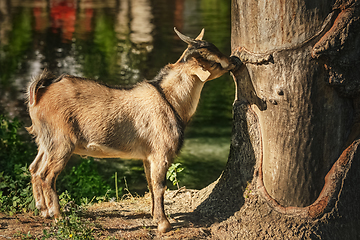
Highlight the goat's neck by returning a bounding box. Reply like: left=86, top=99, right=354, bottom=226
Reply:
left=160, top=64, right=204, bottom=124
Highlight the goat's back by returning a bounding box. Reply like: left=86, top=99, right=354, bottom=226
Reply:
left=27, top=74, right=183, bottom=160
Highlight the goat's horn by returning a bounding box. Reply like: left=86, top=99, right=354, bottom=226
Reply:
left=195, top=28, right=205, bottom=40
left=174, top=27, right=197, bottom=45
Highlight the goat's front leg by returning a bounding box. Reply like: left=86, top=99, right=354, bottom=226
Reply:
left=148, top=155, right=172, bottom=233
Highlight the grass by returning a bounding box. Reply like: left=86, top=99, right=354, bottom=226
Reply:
left=42, top=190, right=96, bottom=240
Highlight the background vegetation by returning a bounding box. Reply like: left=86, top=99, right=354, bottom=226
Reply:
left=0, top=115, right=123, bottom=214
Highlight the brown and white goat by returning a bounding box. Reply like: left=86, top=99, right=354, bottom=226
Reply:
left=26, top=28, right=235, bottom=232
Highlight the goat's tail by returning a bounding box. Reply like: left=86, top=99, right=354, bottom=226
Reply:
left=27, top=69, right=59, bottom=106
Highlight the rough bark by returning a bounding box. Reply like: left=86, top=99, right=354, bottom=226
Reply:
left=191, top=0, right=360, bottom=238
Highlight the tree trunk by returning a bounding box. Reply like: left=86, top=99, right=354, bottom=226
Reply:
left=192, top=0, right=360, bottom=238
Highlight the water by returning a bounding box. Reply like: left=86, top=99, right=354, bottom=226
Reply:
left=0, top=0, right=234, bottom=193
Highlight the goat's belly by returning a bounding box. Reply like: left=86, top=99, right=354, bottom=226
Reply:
left=74, top=143, right=146, bottom=160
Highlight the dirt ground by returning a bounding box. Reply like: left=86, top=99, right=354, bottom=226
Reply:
left=0, top=188, right=213, bottom=240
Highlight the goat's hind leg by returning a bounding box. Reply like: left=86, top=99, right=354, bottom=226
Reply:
left=29, top=147, right=49, bottom=217
left=39, top=143, right=73, bottom=218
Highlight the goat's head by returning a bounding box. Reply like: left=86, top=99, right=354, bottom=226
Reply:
left=174, top=27, right=235, bottom=82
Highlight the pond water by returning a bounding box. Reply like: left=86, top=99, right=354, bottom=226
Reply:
left=0, top=0, right=234, bottom=193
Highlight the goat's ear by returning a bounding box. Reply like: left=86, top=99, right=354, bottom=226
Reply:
left=193, top=66, right=211, bottom=82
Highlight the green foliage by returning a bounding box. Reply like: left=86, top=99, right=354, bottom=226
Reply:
left=166, top=163, right=184, bottom=189
left=57, top=158, right=122, bottom=205
left=0, top=115, right=36, bottom=167
left=0, top=115, right=37, bottom=214
left=0, top=165, right=36, bottom=214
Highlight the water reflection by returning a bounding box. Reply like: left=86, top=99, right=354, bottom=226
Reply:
left=50, top=0, right=77, bottom=42
left=0, top=0, right=232, bottom=192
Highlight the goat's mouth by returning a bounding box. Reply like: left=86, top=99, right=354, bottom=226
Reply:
left=206, top=61, right=230, bottom=72
left=210, top=62, right=221, bottom=70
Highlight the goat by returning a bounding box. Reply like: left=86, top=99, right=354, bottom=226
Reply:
left=26, top=28, right=235, bottom=233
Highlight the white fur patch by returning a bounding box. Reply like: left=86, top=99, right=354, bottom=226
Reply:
left=74, top=143, right=145, bottom=160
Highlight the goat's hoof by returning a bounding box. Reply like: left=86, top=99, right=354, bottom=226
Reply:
left=40, top=209, right=50, bottom=218
left=54, top=214, right=63, bottom=223
left=157, top=220, right=172, bottom=233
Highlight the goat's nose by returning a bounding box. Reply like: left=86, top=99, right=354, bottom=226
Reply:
left=229, top=56, right=243, bottom=71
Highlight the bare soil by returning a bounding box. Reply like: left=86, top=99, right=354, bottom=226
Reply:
left=0, top=188, right=212, bottom=240
left=2, top=182, right=360, bottom=239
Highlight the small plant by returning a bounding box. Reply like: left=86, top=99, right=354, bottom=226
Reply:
left=166, top=163, right=184, bottom=189
left=13, top=230, right=33, bottom=240
left=112, top=172, right=123, bottom=202
left=42, top=192, right=95, bottom=240
left=244, top=181, right=252, bottom=199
